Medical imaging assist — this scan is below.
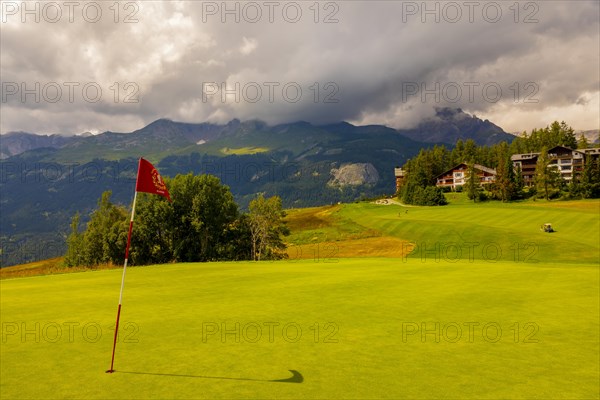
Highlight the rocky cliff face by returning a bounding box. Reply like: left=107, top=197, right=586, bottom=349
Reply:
left=329, top=163, right=380, bottom=186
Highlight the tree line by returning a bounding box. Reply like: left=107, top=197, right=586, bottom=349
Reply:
left=64, top=173, right=289, bottom=267
left=397, top=121, right=600, bottom=205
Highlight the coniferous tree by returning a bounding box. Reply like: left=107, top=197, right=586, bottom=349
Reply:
left=558, top=121, right=577, bottom=149
left=509, top=132, right=528, bottom=154
left=514, top=163, right=525, bottom=198
left=451, top=139, right=465, bottom=165
left=466, top=161, right=482, bottom=202
left=506, top=155, right=517, bottom=200
left=577, top=134, right=589, bottom=149
left=63, top=212, right=84, bottom=267
left=492, top=143, right=515, bottom=202
left=463, top=139, right=477, bottom=162
left=534, top=147, right=561, bottom=200
left=397, top=120, right=588, bottom=204
left=535, top=147, right=551, bottom=200
left=581, top=155, right=600, bottom=198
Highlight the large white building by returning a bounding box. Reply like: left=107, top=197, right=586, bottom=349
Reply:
left=511, top=145, right=600, bottom=186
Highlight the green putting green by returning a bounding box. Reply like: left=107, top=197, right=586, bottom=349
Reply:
left=1, top=258, right=598, bottom=399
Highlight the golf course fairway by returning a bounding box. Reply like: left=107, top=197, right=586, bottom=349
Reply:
left=1, top=199, right=599, bottom=398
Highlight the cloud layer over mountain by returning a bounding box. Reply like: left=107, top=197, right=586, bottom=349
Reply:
left=1, top=0, right=598, bottom=135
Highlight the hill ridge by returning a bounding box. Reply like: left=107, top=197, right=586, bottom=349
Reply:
left=1, top=108, right=512, bottom=161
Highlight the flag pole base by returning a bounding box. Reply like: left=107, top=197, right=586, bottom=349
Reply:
left=106, top=370, right=115, bottom=373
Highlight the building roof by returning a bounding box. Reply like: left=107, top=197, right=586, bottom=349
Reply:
left=473, top=164, right=497, bottom=175
left=511, top=146, right=600, bottom=161
left=511, top=152, right=539, bottom=161
left=580, top=147, right=600, bottom=155
left=435, top=163, right=496, bottom=180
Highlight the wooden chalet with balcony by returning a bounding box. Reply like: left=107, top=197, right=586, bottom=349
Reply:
left=394, top=167, right=405, bottom=193
left=511, top=145, right=600, bottom=186
left=435, top=163, right=496, bottom=190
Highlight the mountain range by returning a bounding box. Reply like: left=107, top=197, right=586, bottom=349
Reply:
left=0, top=107, right=513, bottom=267
left=1, top=108, right=512, bottom=160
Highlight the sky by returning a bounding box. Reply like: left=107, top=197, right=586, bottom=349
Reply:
left=1, top=0, right=599, bottom=135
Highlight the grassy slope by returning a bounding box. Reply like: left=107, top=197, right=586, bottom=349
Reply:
left=220, top=146, right=270, bottom=155
left=0, top=258, right=120, bottom=280
left=1, top=197, right=599, bottom=398
left=286, top=195, right=600, bottom=264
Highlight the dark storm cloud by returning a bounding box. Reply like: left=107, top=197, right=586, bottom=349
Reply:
left=1, top=0, right=598, bottom=134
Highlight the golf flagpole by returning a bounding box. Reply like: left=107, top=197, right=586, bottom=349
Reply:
left=106, top=184, right=139, bottom=373
left=106, top=157, right=171, bottom=374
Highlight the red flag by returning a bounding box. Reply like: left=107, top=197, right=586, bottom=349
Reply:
left=108, top=157, right=171, bottom=373
left=135, top=158, right=171, bottom=202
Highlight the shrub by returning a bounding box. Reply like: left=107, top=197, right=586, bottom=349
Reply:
left=411, top=186, right=448, bottom=206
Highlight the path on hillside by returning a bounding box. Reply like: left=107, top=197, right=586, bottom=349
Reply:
left=372, top=198, right=418, bottom=207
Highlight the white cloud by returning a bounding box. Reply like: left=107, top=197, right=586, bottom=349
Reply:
left=239, top=37, right=257, bottom=55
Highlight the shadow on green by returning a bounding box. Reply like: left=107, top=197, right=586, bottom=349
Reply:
left=115, top=369, right=303, bottom=383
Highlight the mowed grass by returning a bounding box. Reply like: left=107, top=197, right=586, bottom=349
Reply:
left=1, top=197, right=599, bottom=398
left=1, top=259, right=598, bottom=399
left=286, top=196, right=600, bottom=264
left=220, top=146, right=270, bottom=155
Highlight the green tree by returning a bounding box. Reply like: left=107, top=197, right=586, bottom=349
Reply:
left=581, top=155, right=600, bottom=198
left=567, top=175, right=583, bottom=199
left=221, top=214, right=253, bottom=261
left=463, top=139, right=477, bottom=163
left=63, top=212, right=84, bottom=267
left=534, top=147, right=561, bottom=200
left=514, top=163, right=525, bottom=197
left=249, top=194, right=289, bottom=261
left=465, top=161, right=482, bottom=202
left=130, top=190, right=174, bottom=265
left=492, top=143, right=516, bottom=202
left=535, top=147, right=550, bottom=200
left=506, top=155, right=517, bottom=200
left=80, top=191, right=128, bottom=266
left=451, top=139, right=465, bottom=165
left=577, top=133, right=589, bottom=149
left=168, top=173, right=240, bottom=262
left=509, top=132, right=528, bottom=154
left=558, top=121, right=577, bottom=149
left=415, top=186, right=448, bottom=206
left=65, top=173, right=255, bottom=267
left=517, top=121, right=577, bottom=151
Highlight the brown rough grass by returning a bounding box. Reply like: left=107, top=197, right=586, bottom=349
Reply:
left=0, top=257, right=119, bottom=280
left=285, top=204, right=341, bottom=231
left=287, top=237, right=414, bottom=260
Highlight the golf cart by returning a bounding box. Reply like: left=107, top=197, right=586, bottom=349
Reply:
left=541, top=223, right=554, bottom=233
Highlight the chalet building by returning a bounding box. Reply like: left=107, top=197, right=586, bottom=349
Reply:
left=511, top=151, right=539, bottom=185
left=511, top=145, right=600, bottom=186
left=435, top=163, right=496, bottom=190
left=394, top=167, right=405, bottom=193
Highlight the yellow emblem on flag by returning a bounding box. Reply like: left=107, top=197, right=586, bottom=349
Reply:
left=151, top=169, right=167, bottom=191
